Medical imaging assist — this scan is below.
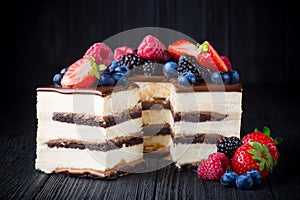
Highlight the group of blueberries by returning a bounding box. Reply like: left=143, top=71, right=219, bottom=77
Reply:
left=163, top=61, right=240, bottom=86
left=221, top=169, right=262, bottom=190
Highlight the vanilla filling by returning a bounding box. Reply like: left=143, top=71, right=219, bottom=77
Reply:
left=35, top=143, right=143, bottom=173
left=170, top=142, right=217, bottom=167
left=37, top=118, right=142, bottom=143
left=37, top=88, right=140, bottom=117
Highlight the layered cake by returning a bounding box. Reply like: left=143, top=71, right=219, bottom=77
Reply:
left=36, top=84, right=144, bottom=177
left=36, top=34, right=242, bottom=178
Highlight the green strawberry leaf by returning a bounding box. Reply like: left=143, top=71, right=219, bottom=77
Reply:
left=247, top=149, right=256, bottom=155
left=249, top=142, right=262, bottom=150
left=201, top=41, right=209, bottom=53
left=98, top=64, right=107, bottom=71
left=254, top=128, right=260, bottom=132
left=274, top=137, right=283, bottom=144
left=263, top=126, right=271, bottom=136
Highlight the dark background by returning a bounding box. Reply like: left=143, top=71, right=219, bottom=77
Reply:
left=1, top=1, right=300, bottom=199
left=3, top=0, right=299, bottom=107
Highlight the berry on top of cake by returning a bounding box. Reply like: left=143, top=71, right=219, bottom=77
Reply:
left=52, top=35, right=241, bottom=88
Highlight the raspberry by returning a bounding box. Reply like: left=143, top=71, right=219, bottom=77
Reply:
left=113, top=46, right=136, bottom=60
left=216, top=136, right=242, bottom=159
left=197, top=152, right=231, bottom=180
left=83, top=43, right=113, bottom=67
left=137, top=35, right=170, bottom=62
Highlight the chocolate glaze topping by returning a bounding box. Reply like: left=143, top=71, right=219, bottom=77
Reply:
left=37, top=83, right=139, bottom=97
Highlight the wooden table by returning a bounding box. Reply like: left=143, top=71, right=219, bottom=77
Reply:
left=1, top=84, right=299, bottom=199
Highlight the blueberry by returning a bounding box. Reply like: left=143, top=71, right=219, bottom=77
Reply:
left=53, top=74, right=63, bottom=86
left=109, top=60, right=119, bottom=73
left=220, top=171, right=238, bottom=187
left=246, top=169, right=262, bottom=185
left=236, top=174, right=253, bottom=189
left=98, top=74, right=115, bottom=86
left=163, top=61, right=178, bottom=78
left=112, top=72, right=125, bottom=82
left=221, top=72, right=230, bottom=84
left=114, top=66, right=130, bottom=74
left=60, top=67, right=68, bottom=75
left=228, top=70, right=240, bottom=84
left=178, top=72, right=196, bottom=86
left=211, top=72, right=223, bottom=84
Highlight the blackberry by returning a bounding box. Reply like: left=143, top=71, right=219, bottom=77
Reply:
left=135, top=61, right=163, bottom=76
left=178, top=55, right=212, bottom=82
left=216, top=136, right=242, bottom=159
left=117, top=54, right=146, bottom=69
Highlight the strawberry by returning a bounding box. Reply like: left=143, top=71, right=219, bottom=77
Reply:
left=220, top=56, right=232, bottom=70
left=197, top=152, right=231, bottom=181
left=83, top=43, right=113, bottom=66
left=113, top=46, right=136, bottom=60
left=196, top=41, right=229, bottom=72
left=241, top=127, right=282, bottom=163
left=137, top=35, right=170, bottom=62
left=167, top=40, right=198, bottom=60
left=61, top=56, right=107, bottom=88
left=232, top=142, right=277, bottom=178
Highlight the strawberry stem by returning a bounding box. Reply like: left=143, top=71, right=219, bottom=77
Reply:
left=248, top=142, right=277, bottom=172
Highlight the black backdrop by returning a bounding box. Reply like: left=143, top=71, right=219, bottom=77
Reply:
left=2, top=0, right=299, bottom=108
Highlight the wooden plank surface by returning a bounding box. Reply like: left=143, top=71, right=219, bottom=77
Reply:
left=1, top=84, right=299, bottom=200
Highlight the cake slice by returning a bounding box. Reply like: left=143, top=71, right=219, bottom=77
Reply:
left=35, top=83, right=144, bottom=178
left=169, top=83, right=243, bottom=167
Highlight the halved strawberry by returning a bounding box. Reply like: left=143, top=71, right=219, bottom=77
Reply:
left=196, top=41, right=229, bottom=72
left=167, top=40, right=198, bottom=60
left=61, top=56, right=106, bottom=88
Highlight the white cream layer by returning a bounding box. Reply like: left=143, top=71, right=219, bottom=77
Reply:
left=37, top=88, right=140, bottom=117
left=170, top=142, right=217, bottom=167
left=37, top=118, right=142, bottom=143
left=35, top=143, right=143, bottom=173
left=170, top=90, right=242, bottom=115
left=170, top=118, right=241, bottom=137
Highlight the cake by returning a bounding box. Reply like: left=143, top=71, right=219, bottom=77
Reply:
left=36, top=34, right=242, bottom=178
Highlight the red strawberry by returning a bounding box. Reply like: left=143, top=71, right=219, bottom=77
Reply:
left=83, top=43, right=113, bottom=66
left=113, top=46, right=136, bottom=60
left=197, top=152, right=231, bottom=181
left=167, top=40, right=198, bottom=60
left=196, top=41, right=229, bottom=72
left=241, top=127, right=282, bottom=163
left=220, top=56, right=232, bottom=70
left=232, top=141, right=277, bottom=178
left=137, top=35, right=170, bottom=62
left=61, top=57, right=106, bottom=88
